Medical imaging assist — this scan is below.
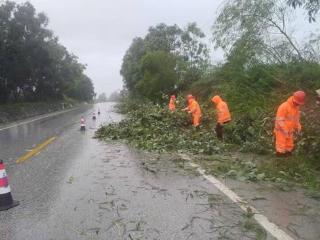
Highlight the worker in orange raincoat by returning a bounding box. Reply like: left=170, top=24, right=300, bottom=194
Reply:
left=183, top=94, right=202, bottom=127
left=168, top=95, right=176, bottom=111
left=211, top=95, right=231, bottom=140
left=274, top=91, right=305, bottom=157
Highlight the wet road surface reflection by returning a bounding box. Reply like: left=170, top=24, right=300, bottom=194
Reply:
left=1, top=103, right=272, bottom=239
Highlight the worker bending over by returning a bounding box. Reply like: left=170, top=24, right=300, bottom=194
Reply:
left=211, top=95, right=231, bottom=140
left=183, top=94, right=202, bottom=127
left=274, top=91, right=305, bottom=157
left=168, top=95, right=176, bottom=111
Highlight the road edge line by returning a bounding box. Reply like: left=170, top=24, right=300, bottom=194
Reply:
left=0, top=107, right=79, bottom=132
left=179, top=154, right=295, bottom=240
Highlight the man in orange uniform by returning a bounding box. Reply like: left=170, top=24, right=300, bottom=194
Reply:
left=211, top=95, right=231, bottom=140
left=274, top=91, right=305, bottom=156
left=168, top=95, right=176, bottom=111
left=183, top=94, right=202, bottom=127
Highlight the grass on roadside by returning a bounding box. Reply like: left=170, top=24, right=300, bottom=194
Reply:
left=194, top=153, right=320, bottom=193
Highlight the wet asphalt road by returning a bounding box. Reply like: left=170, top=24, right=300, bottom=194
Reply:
left=0, top=103, right=274, bottom=240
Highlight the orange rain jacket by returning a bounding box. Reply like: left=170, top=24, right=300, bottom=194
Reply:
left=169, top=98, right=176, bottom=111
left=211, top=96, right=231, bottom=124
left=187, top=98, right=202, bottom=127
left=274, top=96, right=302, bottom=153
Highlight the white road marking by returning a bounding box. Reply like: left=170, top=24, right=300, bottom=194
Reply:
left=179, top=154, right=295, bottom=240
left=0, top=169, right=11, bottom=194
left=0, top=108, right=77, bottom=132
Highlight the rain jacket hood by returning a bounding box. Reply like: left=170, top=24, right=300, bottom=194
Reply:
left=211, top=95, right=231, bottom=124
left=211, top=95, right=222, bottom=105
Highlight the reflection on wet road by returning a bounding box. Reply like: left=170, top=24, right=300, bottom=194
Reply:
left=0, top=103, right=279, bottom=239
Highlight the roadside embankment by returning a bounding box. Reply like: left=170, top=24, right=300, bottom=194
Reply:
left=0, top=100, right=79, bottom=124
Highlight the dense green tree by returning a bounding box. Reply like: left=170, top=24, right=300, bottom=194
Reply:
left=120, top=23, right=209, bottom=100
left=144, top=23, right=182, bottom=52
left=0, top=1, right=94, bottom=103
left=120, top=37, right=146, bottom=95
left=137, top=51, right=178, bottom=101
left=66, top=75, right=95, bottom=102
left=178, top=23, right=208, bottom=67
left=176, top=23, right=209, bottom=90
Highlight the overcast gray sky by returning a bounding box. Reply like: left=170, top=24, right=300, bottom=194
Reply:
left=14, top=0, right=225, bottom=96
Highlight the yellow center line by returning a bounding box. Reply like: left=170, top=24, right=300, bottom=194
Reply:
left=16, top=137, right=57, bottom=164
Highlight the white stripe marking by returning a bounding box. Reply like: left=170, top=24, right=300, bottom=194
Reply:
left=0, top=185, right=11, bottom=194
left=0, top=108, right=77, bottom=132
left=180, top=154, right=295, bottom=240
left=0, top=169, right=11, bottom=194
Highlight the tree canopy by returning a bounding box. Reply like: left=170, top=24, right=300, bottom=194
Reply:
left=120, top=23, right=209, bottom=101
left=212, top=0, right=320, bottom=66
left=137, top=51, right=178, bottom=101
left=0, top=1, right=95, bottom=103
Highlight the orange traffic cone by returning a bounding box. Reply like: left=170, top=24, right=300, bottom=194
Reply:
left=80, top=117, right=86, bottom=131
left=0, top=160, right=19, bottom=211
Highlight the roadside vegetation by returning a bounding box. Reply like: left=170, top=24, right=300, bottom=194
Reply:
left=0, top=97, right=77, bottom=124
left=0, top=1, right=95, bottom=104
left=97, top=99, right=320, bottom=194
left=97, top=0, right=320, bottom=194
